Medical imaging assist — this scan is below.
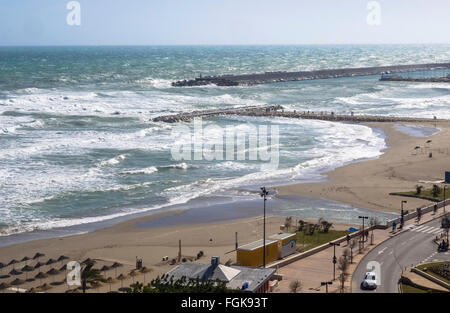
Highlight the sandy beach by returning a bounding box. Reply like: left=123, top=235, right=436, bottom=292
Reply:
left=277, top=121, right=450, bottom=214
left=0, top=210, right=352, bottom=293
left=1, top=120, right=449, bottom=292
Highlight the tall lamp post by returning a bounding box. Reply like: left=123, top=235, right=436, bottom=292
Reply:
left=444, top=185, right=448, bottom=215
left=358, top=216, right=369, bottom=249
left=260, top=187, right=269, bottom=268
left=400, top=200, right=407, bottom=229
left=330, top=242, right=340, bottom=281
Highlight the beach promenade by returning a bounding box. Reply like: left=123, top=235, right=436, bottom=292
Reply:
left=272, top=205, right=448, bottom=293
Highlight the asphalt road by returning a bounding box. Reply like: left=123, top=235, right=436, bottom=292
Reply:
left=352, top=217, right=450, bottom=293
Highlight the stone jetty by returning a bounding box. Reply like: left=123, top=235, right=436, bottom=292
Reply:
left=152, top=105, right=284, bottom=123
left=152, top=105, right=444, bottom=124
left=380, top=75, right=450, bottom=83
left=172, top=62, right=450, bottom=87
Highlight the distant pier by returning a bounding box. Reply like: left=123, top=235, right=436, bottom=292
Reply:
left=152, top=105, right=444, bottom=124
left=380, top=74, right=450, bottom=83
left=172, top=62, right=450, bottom=87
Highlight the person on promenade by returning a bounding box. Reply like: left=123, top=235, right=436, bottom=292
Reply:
left=392, top=221, right=397, bottom=232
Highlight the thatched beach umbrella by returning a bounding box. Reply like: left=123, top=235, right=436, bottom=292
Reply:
left=7, top=259, right=19, bottom=269
left=0, top=282, right=10, bottom=293
left=0, top=262, right=5, bottom=273
left=33, top=253, right=45, bottom=261
left=47, top=268, right=60, bottom=283
left=111, top=262, right=123, bottom=277
left=140, top=267, right=153, bottom=284
left=33, top=262, right=44, bottom=270
left=59, top=264, right=67, bottom=272
left=9, top=268, right=22, bottom=276
left=91, top=280, right=104, bottom=293
left=46, top=259, right=56, bottom=266
left=21, top=265, right=34, bottom=272
left=47, top=268, right=60, bottom=276
left=21, top=265, right=35, bottom=281
left=35, top=272, right=49, bottom=285
left=81, top=258, right=96, bottom=265
left=21, top=256, right=31, bottom=265
left=37, top=283, right=52, bottom=292
left=129, top=270, right=139, bottom=284
left=11, top=278, right=25, bottom=286
left=100, top=265, right=111, bottom=272
left=105, top=277, right=115, bottom=292
left=57, top=255, right=69, bottom=265
left=116, top=273, right=128, bottom=288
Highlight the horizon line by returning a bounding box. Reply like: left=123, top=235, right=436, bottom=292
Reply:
left=1, top=43, right=450, bottom=48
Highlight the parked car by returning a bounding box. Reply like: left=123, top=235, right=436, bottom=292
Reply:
left=361, top=272, right=377, bottom=290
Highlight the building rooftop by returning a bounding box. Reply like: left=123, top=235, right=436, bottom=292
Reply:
left=166, top=257, right=276, bottom=293
left=269, top=232, right=296, bottom=240
left=237, top=239, right=277, bottom=251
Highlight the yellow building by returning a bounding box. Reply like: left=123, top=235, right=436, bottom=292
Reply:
left=236, top=239, right=278, bottom=267
left=269, top=233, right=297, bottom=258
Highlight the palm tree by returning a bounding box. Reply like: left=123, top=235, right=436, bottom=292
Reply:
left=81, top=262, right=105, bottom=293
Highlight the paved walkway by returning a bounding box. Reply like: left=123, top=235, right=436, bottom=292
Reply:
left=272, top=206, right=447, bottom=293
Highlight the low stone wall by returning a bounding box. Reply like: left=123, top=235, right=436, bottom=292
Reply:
left=411, top=267, right=450, bottom=291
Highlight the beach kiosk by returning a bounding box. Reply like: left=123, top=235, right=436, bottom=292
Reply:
left=236, top=239, right=278, bottom=267
left=269, top=233, right=297, bottom=258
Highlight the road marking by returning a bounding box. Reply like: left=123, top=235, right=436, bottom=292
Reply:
left=418, top=226, right=432, bottom=232
left=411, top=226, right=442, bottom=234
left=378, top=247, right=388, bottom=255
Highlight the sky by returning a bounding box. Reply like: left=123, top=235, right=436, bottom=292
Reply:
left=0, top=0, right=449, bottom=45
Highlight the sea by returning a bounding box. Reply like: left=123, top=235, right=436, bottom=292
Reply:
left=1, top=44, right=449, bottom=242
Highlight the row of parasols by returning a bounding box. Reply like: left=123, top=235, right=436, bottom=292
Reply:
left=0, top=253, right=127, bottom=292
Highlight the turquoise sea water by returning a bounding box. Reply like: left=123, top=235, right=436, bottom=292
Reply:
left=0, top=45, right=449, bottom=236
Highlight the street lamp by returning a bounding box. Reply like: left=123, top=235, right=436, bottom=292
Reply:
left=444, top=185, right=448, bottom=215
left=358, top=216, right=369, bottom=249
left=260, top=187, right=269, bottom=268
left=329, top=242, right=340, bottom=281
left=321, top=281, right=333, bottom=293
left=400, top=200, right=407, bottom=229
